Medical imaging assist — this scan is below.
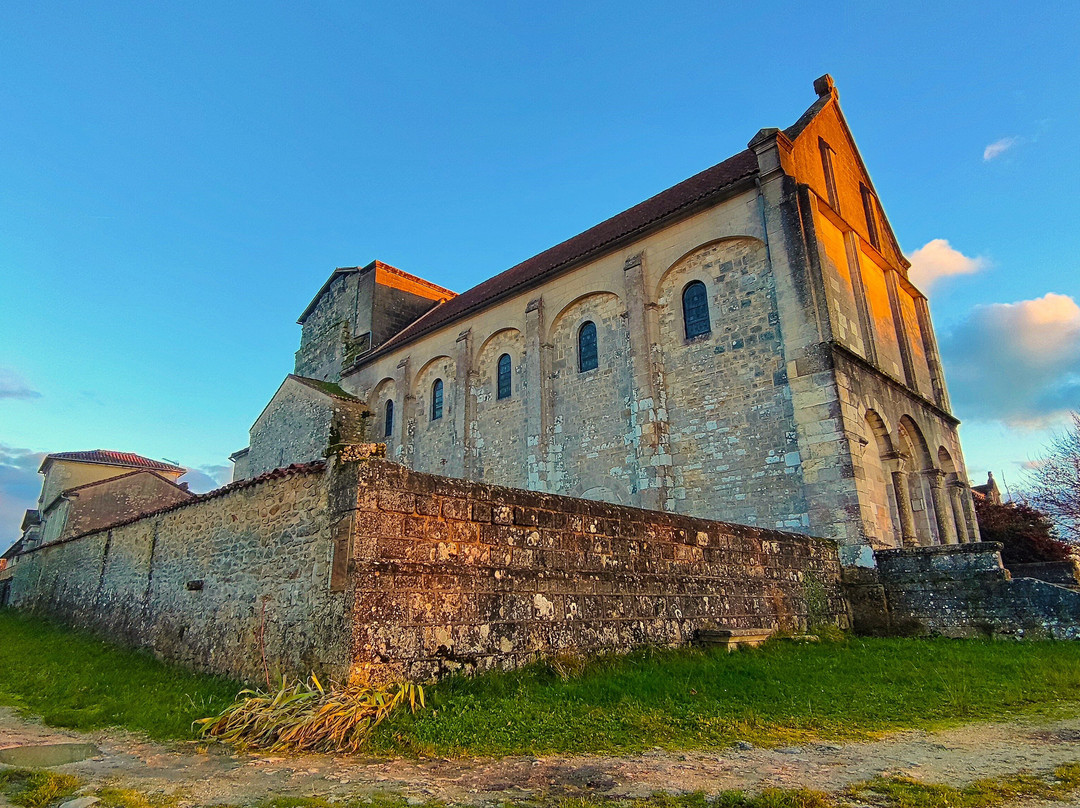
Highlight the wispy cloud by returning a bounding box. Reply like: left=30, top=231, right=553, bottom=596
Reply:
left=0, top=367, right=41, bottom=400
left=940, top=292, right=1080, bottom=428
left=983, top=136, right=1020, bottom=161
left=908, top=239, right=988, bottom=292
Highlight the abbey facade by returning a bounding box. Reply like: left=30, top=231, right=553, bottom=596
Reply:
left=232, top=76, right=979, bottom=565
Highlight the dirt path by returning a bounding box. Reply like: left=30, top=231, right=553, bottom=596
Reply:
left=3, top=707, right=1080, bottom=806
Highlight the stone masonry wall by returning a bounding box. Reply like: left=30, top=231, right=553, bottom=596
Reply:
left=9, top=451, right=848, bottom=684
left=845, top=543, right=1080, bottom=640
left=337, top=456, right=848, bottom=680
left=8, top=463, right=349, bottom=684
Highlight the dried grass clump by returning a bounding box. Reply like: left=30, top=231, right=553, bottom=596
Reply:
left=196, top=670, right=424, bottom=754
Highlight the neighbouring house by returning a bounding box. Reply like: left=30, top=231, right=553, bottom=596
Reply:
left=18, top=450, right=193, bottom=552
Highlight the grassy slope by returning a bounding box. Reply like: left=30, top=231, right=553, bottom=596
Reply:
left=3, top=609, right=1080, bottom=754
left=0, top=609, right=241, bottom=740
left=372, top=637, right=1080, bottom=755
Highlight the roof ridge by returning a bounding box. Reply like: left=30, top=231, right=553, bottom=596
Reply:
left=345, top=148, right=759, bottom=370
left=40, top=450, right=186, bottom=474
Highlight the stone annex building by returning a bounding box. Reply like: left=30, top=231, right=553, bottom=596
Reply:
left=232, top=75, right=979, bottom=566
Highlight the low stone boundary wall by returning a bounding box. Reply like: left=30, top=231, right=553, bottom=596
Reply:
left=335, top=458, right=848, bottom=679
left=845, top=543, right=1080, bottom=640
left=7, top=462, right=347, bottom=684
left=8, top=449, right=848, bottom=683
left=1009, top=560, right=1080, bottom=590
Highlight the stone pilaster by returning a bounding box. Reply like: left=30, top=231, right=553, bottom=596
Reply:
left=843, top=231, right=878, bottom=366
left=915, top=296, right=951, bottom=411
left=524, top=298, right=550, bottom=492
left=884, top=268, right=919, bottom=392
left=455, top=329, right=476, bottom=480
left=621, top=251, right=671, bottom=510
left=395, top=356, right=414, bottom=468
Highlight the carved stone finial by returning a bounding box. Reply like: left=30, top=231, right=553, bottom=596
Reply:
left=814, top=74, right=836, bottom=98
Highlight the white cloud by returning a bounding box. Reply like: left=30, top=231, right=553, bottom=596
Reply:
left=0, top=444, right=47, bottom=550
left=940, top=293, right=1080, bottom=428
left=179, top=464, right=232, bottom=493
left=0, top=367, right=41, bottom=400
left=984, top=136, right=1020, bottom=161
left=907, top=239, right=988, bottom=292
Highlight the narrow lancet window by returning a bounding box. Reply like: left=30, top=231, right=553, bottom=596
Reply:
left=578, top=321, right=598, bottom=372
left=384, top=399, right=394, bottom=437
left=497, top=353, right=512, bottom=399
left=682, top=280, right=711, bottom=339
left=819, top=138, right=840, bottom=212
left=431, top=379, right=444, bottom=420
left=861, top=184, right=881, bottom=249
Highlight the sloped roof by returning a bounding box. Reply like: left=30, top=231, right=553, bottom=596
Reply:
left=40, top=450, right=186, bottom=475
left=346, top=148, right=760, bottom=370
left=59, top=469, right=194, bottom=500
left=287, top=374, right=362, bottom=401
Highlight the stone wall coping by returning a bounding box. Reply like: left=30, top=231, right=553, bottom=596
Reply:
left=14, top=461, right=327, bottom=558
left=345, top=455, right=837, bottom=548
left=875, top=542, right=1004, bottom=559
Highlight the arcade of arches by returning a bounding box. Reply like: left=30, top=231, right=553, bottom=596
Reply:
left=857, top=410, right=978, bottom=549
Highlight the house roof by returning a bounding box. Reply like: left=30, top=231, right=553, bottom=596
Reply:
left=58, top=469, right=195, bottom=500
left=39, top=450, right=186, bottom=475
left=344, top=147, right=760, bottom=372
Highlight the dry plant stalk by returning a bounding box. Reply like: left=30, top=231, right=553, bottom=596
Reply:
left=195, top=669, right=424, bottom=754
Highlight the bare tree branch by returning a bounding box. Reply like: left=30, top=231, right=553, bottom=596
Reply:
left=1026, top=412, right=1080, bottom=543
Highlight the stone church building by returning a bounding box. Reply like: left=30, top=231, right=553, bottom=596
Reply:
left=232, top=75, right=979, bottom=566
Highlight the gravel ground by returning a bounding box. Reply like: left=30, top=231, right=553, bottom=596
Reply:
left=2, top=707, right=1080, bottom=806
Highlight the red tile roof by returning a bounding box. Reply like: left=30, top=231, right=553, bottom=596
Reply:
left=40, top=450, right=186, bottom=475
left=23, top=462, right=327, bottom=550
left=348, top=148, right=760, bottom=369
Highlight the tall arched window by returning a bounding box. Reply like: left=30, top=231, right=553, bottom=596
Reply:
left=384, top=399, right=394, bottom=437
left=683, top=280, right=711, bottom=339
left=497, top=353, right=512, bottom=399
left=431, top=379, right=444, bottom=420
left=578, top=321, right=598, bottom=372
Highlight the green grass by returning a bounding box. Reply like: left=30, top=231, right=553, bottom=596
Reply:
left=846, top=762, right=1080, bottom=808
left=370, top=636, right=1080, bottom=756
left=0, top=768, right=81, bottom=808
left=5, top=607, right=1080, bottom=757
left=0, top=609, right=242, bottom=741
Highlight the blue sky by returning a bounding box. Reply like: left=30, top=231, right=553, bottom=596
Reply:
left=3, top=2, right=1079, bottom=546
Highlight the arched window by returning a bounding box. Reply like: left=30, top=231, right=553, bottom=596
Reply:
left=497, top=353, right=512, bottom=399
left=578, top=321, right=598, bottom=372
left=431, top=379, right=443, bottom=420
left=682, top=280, right=711, bottom=339
left=384, top=399, right=394, bottom=437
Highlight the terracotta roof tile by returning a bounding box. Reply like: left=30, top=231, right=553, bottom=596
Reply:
left=40, top=450, right=185, bottom=474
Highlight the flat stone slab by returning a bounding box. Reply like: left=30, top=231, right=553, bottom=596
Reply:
left=0, top=742, right=100, bottom=767
left=696, top=628, right=774, bottom=649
